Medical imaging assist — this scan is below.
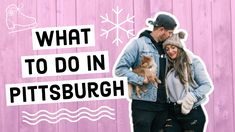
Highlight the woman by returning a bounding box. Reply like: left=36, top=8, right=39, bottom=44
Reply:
left=162, top=31, right=213, bottom=132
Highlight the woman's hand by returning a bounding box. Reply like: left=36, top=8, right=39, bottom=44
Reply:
left=177, top=92, right=197, bottom=115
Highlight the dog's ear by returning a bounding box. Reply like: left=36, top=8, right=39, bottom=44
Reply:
left=141, top=56, right=153, bottom=68
left=141, top=56, right=151, bottom=64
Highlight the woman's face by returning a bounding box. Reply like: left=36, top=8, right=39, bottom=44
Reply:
left=165, top=44, right=179, bottom=60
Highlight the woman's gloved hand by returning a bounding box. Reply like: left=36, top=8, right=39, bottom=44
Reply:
left=177, top=92, right=197, bottom=115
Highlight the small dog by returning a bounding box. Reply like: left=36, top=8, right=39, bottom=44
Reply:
left=128, top=56, right=161, bottom=98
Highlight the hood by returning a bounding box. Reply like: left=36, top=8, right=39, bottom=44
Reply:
left=139, top=30, right=165, bottom=55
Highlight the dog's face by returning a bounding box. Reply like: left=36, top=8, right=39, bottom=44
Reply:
left=141, top=56, right=157, bottom=72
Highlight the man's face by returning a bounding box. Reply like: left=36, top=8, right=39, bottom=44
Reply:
left=158, top=28, right=174, bottom=42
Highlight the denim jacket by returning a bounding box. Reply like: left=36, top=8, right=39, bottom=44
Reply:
left=166, top=50, right=213, bottom=108
left=115, top=36, right=165, bottom=102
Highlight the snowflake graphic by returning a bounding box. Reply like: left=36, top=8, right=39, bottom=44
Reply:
left=100, top=6, right=135, bottom=46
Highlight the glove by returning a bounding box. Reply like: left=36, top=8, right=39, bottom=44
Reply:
left=177, top=92, right=197, bottom=115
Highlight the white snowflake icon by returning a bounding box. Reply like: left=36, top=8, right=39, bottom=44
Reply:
left=100, top=6, right=135, bottom=46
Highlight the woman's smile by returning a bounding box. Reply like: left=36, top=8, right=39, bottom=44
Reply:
left=165, top=44, right=178, bottom=60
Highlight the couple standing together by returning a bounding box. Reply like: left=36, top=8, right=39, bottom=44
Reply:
left=115, top=12, right=213, bottom=132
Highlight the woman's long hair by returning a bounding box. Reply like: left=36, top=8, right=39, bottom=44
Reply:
left=167, top=48, right=193, bottom=85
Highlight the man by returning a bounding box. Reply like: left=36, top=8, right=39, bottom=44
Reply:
left=115, top=13, right=178, bottom=132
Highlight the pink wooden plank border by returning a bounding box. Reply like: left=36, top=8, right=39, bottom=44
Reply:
left=150, top=0, right=173, bottom=16
left=16, top=0, right=39, bottom=132
left=231, top=0, right=235, bottom=131
left=173, top=0, right=193, bottom=50
left=1, top=1, right=20, bottom=132
left=76, top=0, right=99, bottom=132
left=114, top=1, right=135, bottom=132
left=56, top=0, right=78, bottom=132
left=1, top=0, right=235, bottom=131
left=211, top=0, right=234, bottom=131
left=191, top=1, right=214, bottom=131
left=36, top=0, right=58, bottom=132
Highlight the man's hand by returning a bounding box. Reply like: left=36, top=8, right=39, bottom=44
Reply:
left=143, top=75, right=149, bottom=84
left=136, top=86, right=147, bottom=98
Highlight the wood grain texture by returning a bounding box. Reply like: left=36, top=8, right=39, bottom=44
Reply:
left=211, top=0, right=233, bottom=131
left=191, top=1, right=214, bottom=131
left=232, top=0, right=235, bottom=131
left=56, top=0, right=78, bottom=132
left=190, top=0, right=214, bottom=131
left=173, top=0, right=193, bottom=50
left=0, top=0, right=234, bottom=132
left=1, top=0, right=20, bottom=132
left=17, top=0, right=39, bottom=132
left=36, top=0, right=58, bottom=131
